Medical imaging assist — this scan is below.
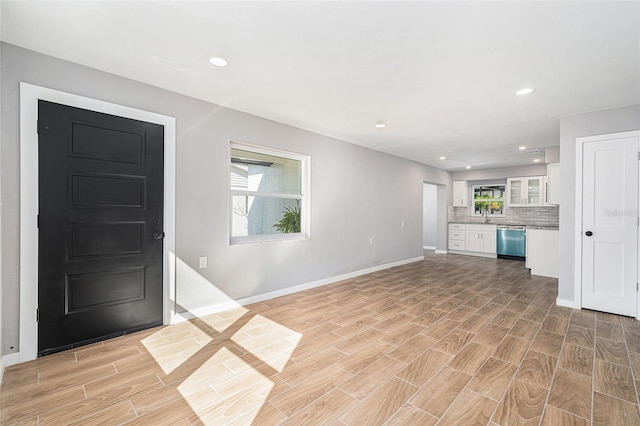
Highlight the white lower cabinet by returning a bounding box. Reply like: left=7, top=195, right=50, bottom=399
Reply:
left=449, top=223, right=497, bottom=257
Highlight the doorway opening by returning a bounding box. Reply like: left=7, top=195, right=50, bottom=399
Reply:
left=423, top=182, right=447, bottom=254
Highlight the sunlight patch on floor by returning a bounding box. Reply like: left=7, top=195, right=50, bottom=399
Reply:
left=231, top=314, right=302, bottom=372
left=141, top=320, right=213, bottom=375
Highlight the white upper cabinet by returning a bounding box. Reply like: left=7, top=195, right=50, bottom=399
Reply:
left=545, top=163, right=560, bottom=205
left=507, top=176, right=544, bottom=207
left=452, top=181, right=468, bottom=207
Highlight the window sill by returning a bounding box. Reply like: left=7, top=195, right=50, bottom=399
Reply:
left=230, top=233, right=310, bottom=245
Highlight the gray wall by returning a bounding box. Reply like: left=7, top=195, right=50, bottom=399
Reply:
left=422, top=184, right=438, bottom=248
left=0, top=43, right=451, bottom=354
left=558, top=104, right=640, bottom=303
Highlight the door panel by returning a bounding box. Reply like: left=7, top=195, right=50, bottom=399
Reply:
left=38, top=100, right=164, bottom=356
left=581, top=135, right=638, bottom=317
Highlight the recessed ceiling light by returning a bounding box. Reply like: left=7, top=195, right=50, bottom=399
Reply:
left=466, top=166, right=471, bottom=169
left=209, top=57, right=228, bottom=67
left=439, top=156, right=446, bottom=160
left=375, top=123, right=386, bottom=128
left=519, top=146, right=527, bottom=150
left=516, top=88, right=535, bottom=95
left=533, top=158, right=541, bottom=163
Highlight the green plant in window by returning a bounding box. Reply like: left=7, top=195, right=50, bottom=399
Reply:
left=273, top=206, right=301, bottom=233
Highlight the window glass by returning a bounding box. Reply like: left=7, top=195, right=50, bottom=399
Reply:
left=230, top=144, right=308, bottom=243
left=472, top=184, right=505, bottom=216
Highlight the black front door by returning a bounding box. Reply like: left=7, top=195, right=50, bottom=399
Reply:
left=38, top=100, right=165, bottom=356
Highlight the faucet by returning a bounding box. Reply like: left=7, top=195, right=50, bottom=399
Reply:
left=482, top=209, right=490, bottom=224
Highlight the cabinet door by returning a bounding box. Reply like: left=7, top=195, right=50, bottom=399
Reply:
left=452, top=181, right=468, bottom=207
left=508, top=178, right=523, bottom=206
left=526, top=177, right=543, bottom=205
left=466, top=231, right=482, bottom=252
left=481, top=232, right=497, bottom=254
left=546, top=163, right=560, bottom=205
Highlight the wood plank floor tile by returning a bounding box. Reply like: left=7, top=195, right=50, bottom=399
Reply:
left=68, top=400, right=137, bottom=426
left=384, top=403, right=437, bottom=425
left=339, top=356, right=405, bottom=400
left=594, top=359, right=637, bottom=403
left=438, top=389, right=497, bottom=426
left=593, top=392, right=640, bottom=426
left=570, top=310, right=596, bottom=329
left=431, top=328, right=475, bottom=355
left=547, top=367, right=592, bottom=419
left=492, top=379, right=548, bottom=425
left=341, top=377, right=418, bottom=425
left=493, top=335, right=530, bottom=365
left=490, top=309, right=521, bottom=328
left=409, top=366, right=472, bottom=417
left=565, top=325, right=595, bottom=349
left=466, top=356, right=518, bottom=401
left=271, top=364, right=353, bottom=417
left=597, top=320, right=625, bottom=341
left=282, top=388, right=357, bottom=425
left=530, top=329, right=565, bottom=357
left=541, top=316, right=569, bottom=335
left=540, top=405, right=590, bottom=426
left=422, top=318, right=461, bottom=339
left=559, top=343, right=594, bottom=376
left=515, top=350, right=557, bottom=389
left=394, top=349, right=451, bottom=387
left=387, top=333, right=437, bottom=363
left=596, top=336, right=630, bottom=366
left=472, top=324, right=510, bottom=347
left=448, top=342, right=494, bottom=375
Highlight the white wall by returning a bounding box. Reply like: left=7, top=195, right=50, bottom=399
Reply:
left=423, top=184, right=438, bottom=248
left=0, top=42, right=451, bottom=354
left=558, top=105, right=640, bottom=304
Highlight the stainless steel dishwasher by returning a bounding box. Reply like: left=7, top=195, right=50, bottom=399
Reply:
left=497, top=226, right=526, bottom=260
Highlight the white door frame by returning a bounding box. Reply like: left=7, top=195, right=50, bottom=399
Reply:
left=18, top=83, right=177, bottom=363
left=574, top=130, right=640, bottom=320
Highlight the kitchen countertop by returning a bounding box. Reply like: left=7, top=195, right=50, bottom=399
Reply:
left=449, top=222, right=558, bottom=230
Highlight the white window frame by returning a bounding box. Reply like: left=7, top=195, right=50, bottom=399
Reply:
left=229, top=141, right=310, bottom=244
left=471, top=183, right=506, bottom=217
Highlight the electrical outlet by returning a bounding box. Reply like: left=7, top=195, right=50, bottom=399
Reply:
left=369, top=237, right=374, bottom=245
left=199, top=256, right=208, bottom=268
left=401, top=220, right=405, bottom=228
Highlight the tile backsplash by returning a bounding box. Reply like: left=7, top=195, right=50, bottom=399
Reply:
left=448, top=205, right=559, bottom=227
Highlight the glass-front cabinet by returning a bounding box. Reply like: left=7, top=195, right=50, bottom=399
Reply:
left=507, top=176, right=544, bottom=207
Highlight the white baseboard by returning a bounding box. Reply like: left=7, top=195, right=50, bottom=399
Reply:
left=173, top=255, right=425, bottom=323
left=556, top=298, right=580, bottom=309
left=423, top=246, right=436, bottom=250
left=435, top=249, right=447, bottom=254
left=2, top=353, right=20, bottom=369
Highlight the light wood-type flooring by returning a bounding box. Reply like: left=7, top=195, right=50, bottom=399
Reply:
left=3, top=251, right=640, bottom=425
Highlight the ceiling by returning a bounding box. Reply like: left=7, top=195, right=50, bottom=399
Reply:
left=2, top=1, right=639, bottom=171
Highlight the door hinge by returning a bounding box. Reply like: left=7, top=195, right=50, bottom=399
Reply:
left=37, top=214, right=39, bottom=229
left=36, top=308, right=39, bottom=322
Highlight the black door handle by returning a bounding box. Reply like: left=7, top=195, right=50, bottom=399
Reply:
left=153, top=232, right=165, bottom=240
left=585, top=231, right=593, bottom=237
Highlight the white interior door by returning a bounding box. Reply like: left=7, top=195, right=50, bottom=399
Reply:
left=581, top=134, right=638, bottom=316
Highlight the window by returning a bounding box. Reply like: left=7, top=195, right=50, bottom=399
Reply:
left=472, top=184, right=505, bottom=217
left=230, top=143, right=309, bottom=243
